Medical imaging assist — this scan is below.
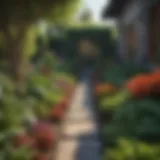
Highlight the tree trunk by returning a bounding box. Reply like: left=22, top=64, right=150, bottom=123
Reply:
left=5, top=24, right=29, bottom=83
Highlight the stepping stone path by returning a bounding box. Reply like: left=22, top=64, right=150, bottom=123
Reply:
left=55, top=77, right=101, bottom=160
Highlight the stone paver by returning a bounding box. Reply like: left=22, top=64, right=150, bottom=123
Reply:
left=56, top=140, right=101, bottom=160
left=62, top=121, right=99, bottom=140
left=75, top=141, right=101, bottom=160
left=56, top=140, right=78, bottom=160
left=55, top=76, right=101, bottom=160
left=65, top=111, right=95, bottom=121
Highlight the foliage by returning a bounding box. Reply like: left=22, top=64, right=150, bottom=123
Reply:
left=0, top=50, right=76, bottom=158
left=102, top=98, right=160, bottom=145
left=99, top=89, right=131, bottom=111
left=103, top=138, right=160, bottom=160
left=100, top=63, right=150, bottom=86
left=96, top=63, right=160, bottom=160
left=1, top=145, right=33, bottom=160
left=27, top=72, right=65, bottom=106
left=23, top=25, right=38, bottom=59
left=66, top=27, right=116, bottom=58
left=0, top=0, right=82, bottom=81
left=79, top=8, right=94, bottom=23
left=0, top=74, right=15, bottom=94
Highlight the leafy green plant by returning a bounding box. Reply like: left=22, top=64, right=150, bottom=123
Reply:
left=0, top=74, right=15, bottom=96
left=99, top=89, right=131, bottom=111
left=0, top=145, right=33, bottom=160
left=103, top=138, right=160, bottom=160
left=102, top=99, right=160, bottom=144
left=27, top=73, right=51, bottom=91
left=0, top=95, right=26, bottom=131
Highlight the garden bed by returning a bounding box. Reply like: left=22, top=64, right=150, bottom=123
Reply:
left=0, top=51, right=77, bottom=160
left=50, top=88, right=75, bottom=160
left=93, top=64, right=160, bottom=159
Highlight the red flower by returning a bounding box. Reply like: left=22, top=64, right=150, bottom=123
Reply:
left=50, top=106, right=64, bottom=121
left=12, top=133, right=35, bottom=148
left=32, top=122, right=56, bottom=150
left=32, top=152, right=50, bottom=160
left=126, top=75, right=152, bottom=98
left=60, top=98, right=68, bottom=109
left=150, top=70, right=160, bottom=94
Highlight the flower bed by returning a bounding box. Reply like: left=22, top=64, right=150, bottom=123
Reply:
left=0, top=54, right=76, bottom=159
left=94, top=64, right=160, bottom=159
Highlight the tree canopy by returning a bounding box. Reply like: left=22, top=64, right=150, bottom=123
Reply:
left=0, top=0, right=82, bottom=81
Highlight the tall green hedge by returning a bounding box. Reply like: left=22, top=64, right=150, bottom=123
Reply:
left=66, top=27, right=117, bottom=58
left=48, top=25, right=117, bottom=73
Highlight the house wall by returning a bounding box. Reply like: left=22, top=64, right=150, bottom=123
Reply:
left=149, top=2, right=160, bottom=63
left=117, top=21, right=126, bottom=61
left=118, top=0, right=151, bottom=63
left=135, top=5, right=149, bottom=63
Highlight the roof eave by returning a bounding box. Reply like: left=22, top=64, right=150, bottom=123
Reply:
left=102, top=0, right=129, bottom=19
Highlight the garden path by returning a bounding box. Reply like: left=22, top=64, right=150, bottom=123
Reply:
left=55, top=73, right=101, bottom=160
